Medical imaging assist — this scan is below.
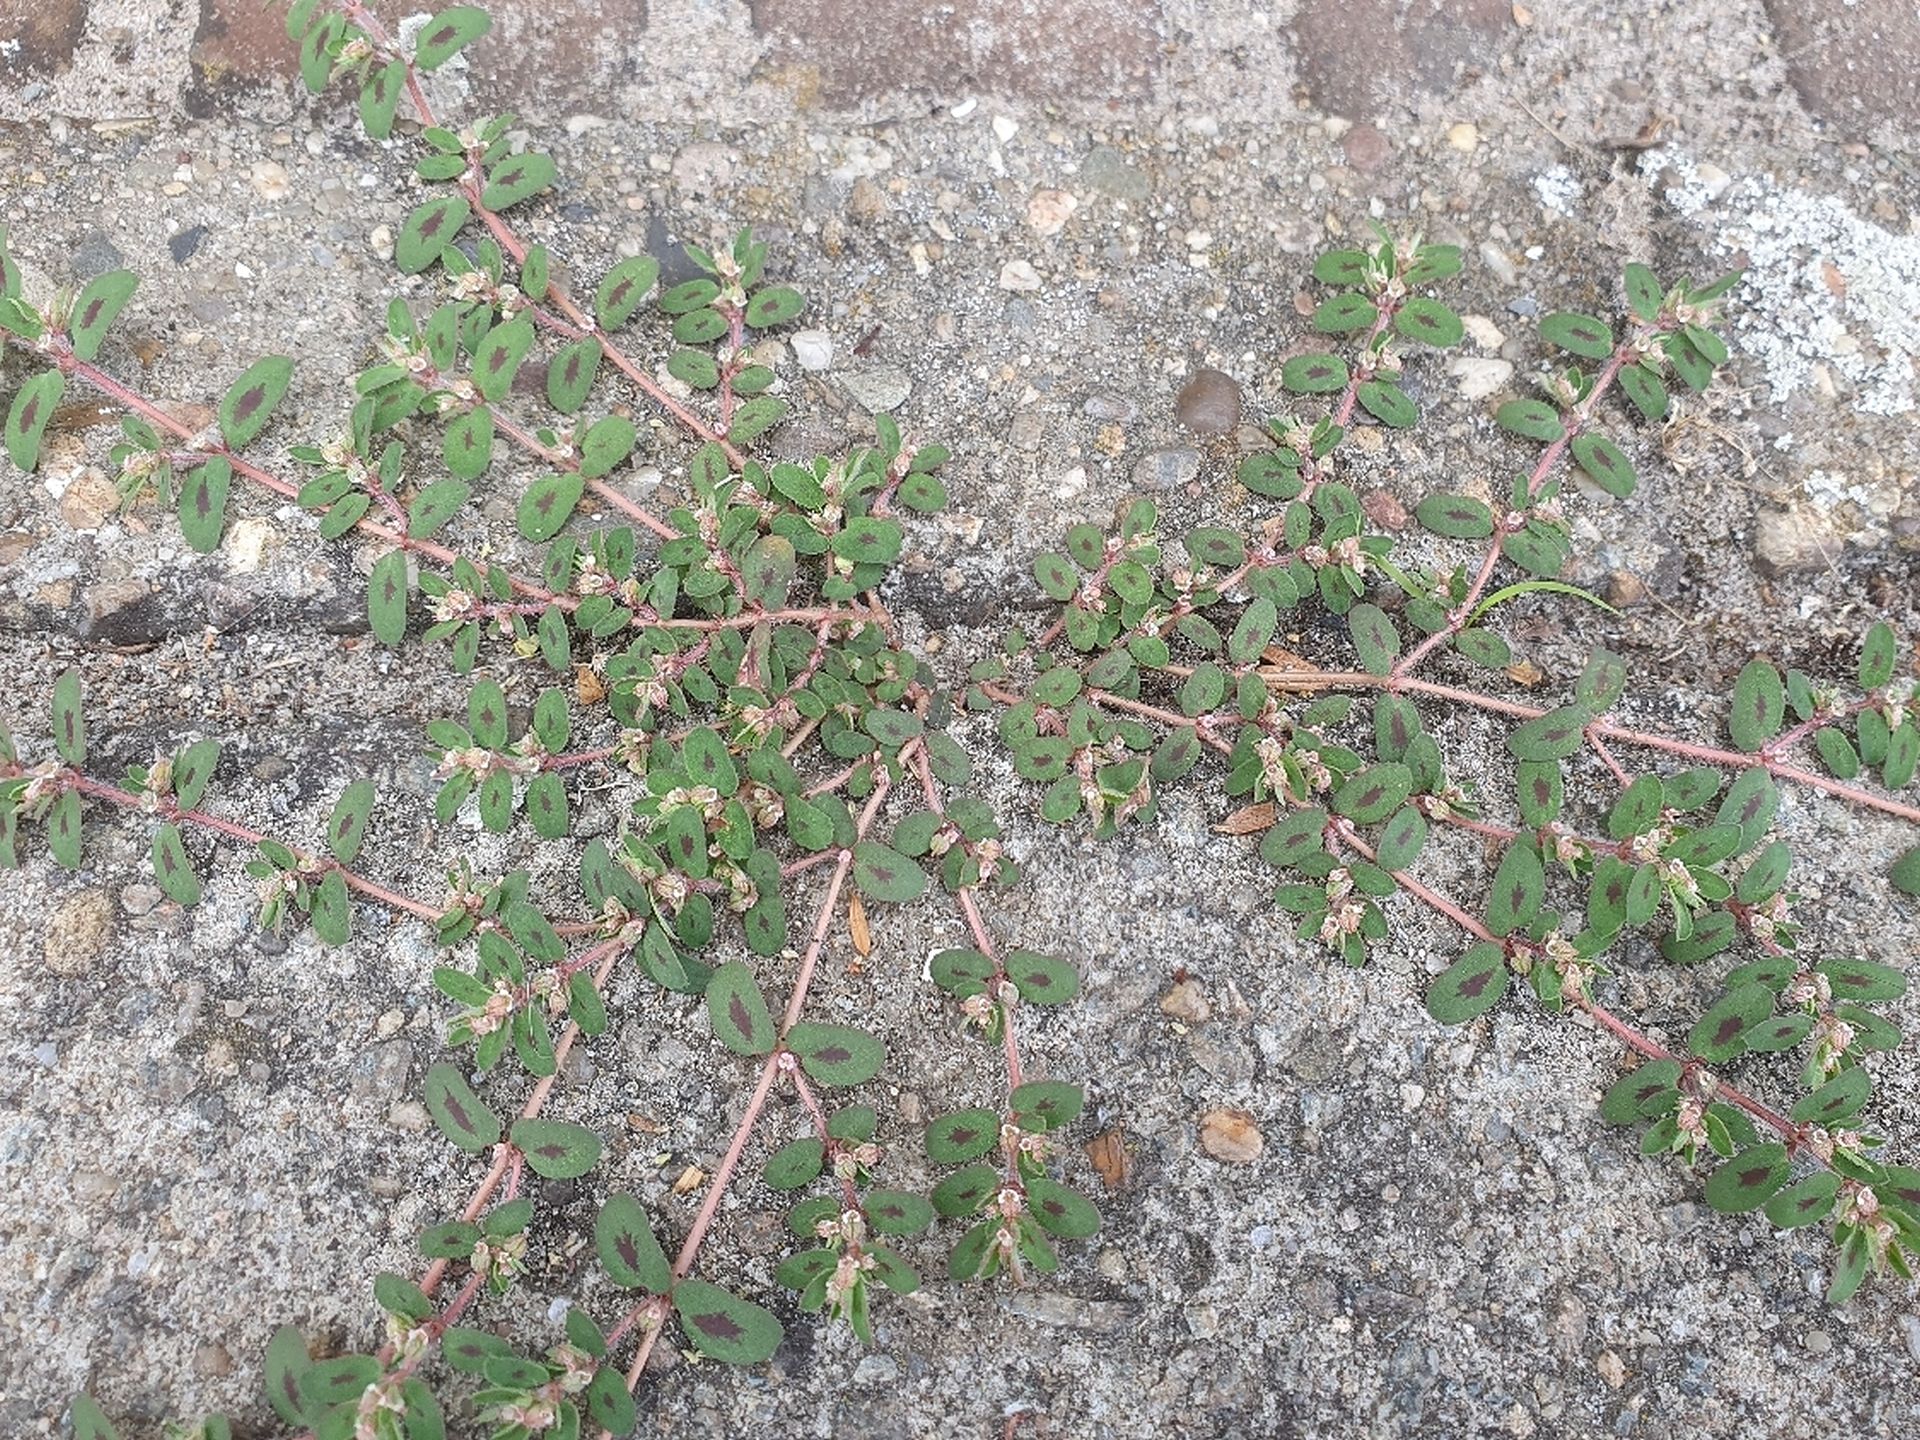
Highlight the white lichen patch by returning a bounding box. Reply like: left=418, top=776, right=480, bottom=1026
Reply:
left=1647, top=150, right=1920, bottom=416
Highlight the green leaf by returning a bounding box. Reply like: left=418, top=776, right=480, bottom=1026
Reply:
left=1617, top=363, right=1669, bottom=423
left=744, top=286, right=806, bottom=328
left=1715, top=767, right=1778, bottom=850
left=672, top=1280, right=782, bottom=1365
left=852, top=841, right=926, bottom=903
left=1815, top=956, right=1907, bottom=1004
left=1414, top=492, right=1494, bottom=539
left=1765, top=1172, right=1841, bottom=1230
left=69, top=1395, right=120, bottom=1440
left=1599, top=1059, right=1681, bottom=1124
left=1375, top=806, right=1428, bottom=870
left=1394, top=297, right=1463, bottom=347
left=596, top=256, right=661, bottom=330
left=1260, top=807, right=1328, bottom=869
left=1703, top=1144, right=1789, bottom=1213
left=48, top=789, right=84, bottom=869
left=327, top=779, right=376, bottom=863
left=1004, top=950, right=1079, bottom=1004
left=762, top=1138, right=825, bottom=1190
left=149, top=824, right=202, bottom=906
left=423, top=1061, right=501, bottom=1152
left=1539, top=312, right=1614, bottom=360
left=52, top=666, right=86, bottom=764
left=177, top=457, right=233, bottom=554
left=1607, top=774, right=1664, bottom=840
left=482, top=150, right=556, bottom=210
left=5, top=369, right=64, bottom=471
left=666, top=349, right=721, bottom=389
left=1687, top=984, right=1775, bottom=1063
left=926, top=1108, right=999, bottom=1164
left=518, top=473, right=585, bottom=543
left=172, top=738, right=220, bottom=810
left=1495, top=399, right=1564, bottom=442
left=1793, top=1068, right=1872, bottom=1128
left=359, top=58, right=407, bottom=139
left=1575, top=648, right=1628, bottom=713
left=1570, top=432, right=1635, bottom=498
left=263, top=1325, right=313, bottom=1426
left=1024, top=1176, right=1101, bottom=1239
left=1891, top=843, right=1920, bottom=897
left=932, top=1164, right=999, bottom=1217
left=1728, top=659, right=1784, bottom=752
left=511, top=1117, right=603, bottom=1178
left=396, top=196, right=471, bottom=274
left=1010, top=1079, right=1083, bottom=1132
left=1859, top=621, right=1899, bottom=690
left=1332, top=763, right=1411, bottom=824
left=865, top=1189, right=935, bottom=1236
left=1347, top=603, right=1398, bottom=676
left=1281, top=354, right=1350, bottom=394
left=1312, top=293, right=1377, bottom=333
left=597, top=1193, right=670, bottom=1291
left=1356, top=381, right=1418, bottom=428
left=219, top=355, right=294, bottom=449
left=1313, top=249, right=1371, bottom=285
left=579, top=414, right=638, bottom=477
left=1485, top=842, right=1544, bottom=936
left=309, top=868, right=350, bottom=946
left=407, top=478, right=470, bottom=540
left=414, top=6, right=490, bottom=70
left=1227, top=597, right=1277, bottom=665
left=786, top=1022, right=885, bottom=1087
left=727, top=395, right=787, bottom=445
left=1622, top=263, right=1663, bottom=322
left=368, top=552, right=414, bottom=648
left=443, top=406, right=495, bottom=480
left=1507, top=705, right=1589, bottom=761
left=706, top=960, right=775, bottom=1056
left=471, top=317, right=535, bottom=403
left=1426, top=943, right=1509, bottom=1024
left=68, top=270, right=138, bottom=360
left=546, top=338, right=603, bottom=414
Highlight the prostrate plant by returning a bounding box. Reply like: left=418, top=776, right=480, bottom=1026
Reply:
left=0, top=5, right=1917, bottom=1438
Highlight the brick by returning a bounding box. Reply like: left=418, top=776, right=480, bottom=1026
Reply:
left=1764, top=0, right=1920, bottom=133
left=748, top=0, right=1163, bottom=106
left=0, top=0, right=90, bottom=78
left=1289, top=0, right=1508, bottom=119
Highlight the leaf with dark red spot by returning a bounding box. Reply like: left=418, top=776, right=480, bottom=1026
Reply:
left=1004, top=949, right=1079, bottom=1004
left=51, top=666, right=86, bottom=765
left=851, top=840, right=926, bottom=903
left=218, top=355, right=293, bottom=449
left=511, top=1117, right=603, bottom=1179
left=786, top=1022, right=883, bottom=1087
left=414, top=5, right=490, bottom=69
left=1281, top=353, right=1349, bottom=394
left=328, top=778, right=376, bottom=863
left=706, top=960, right=775, bottom=1056
left=1415, top=492, right=1494, bottom=539
left=517, top=473, right=585, bottom=543
left=1764, top=1172, right=1841, bottom=1230
left=595, top=255, right=661, bottom=330
left=864, top=1188, right=934, bottom=1236
left=595, top=1192, right=669, bottom=1292
left=48, top=790, right=83, bottom=869
left=1791, top=1068, right=1871, bottom=1128
left=367, top=549, right=411, bottom=646
left=1686, top=983, right=1775, bottom=1063
left=466, top=678, right=508, bottom=749
left=1704, top=1144, right=1789, bottom=1213
left=672, top=1279, right=781, bottom=1364
left=926, top=1107, right=999, bottom=1164
left=1728, top=659, right=1784, bottom=753
left=6, top=369, right=64, bottom=471
left=424, top=1061, right=501, bottom=1152
left=68, top=269, right=137, bottom=361
left=1426, top=942, right=1510, bottom=1024
left=930, top=1163, right=999, bottom=1217
left=482, top=150, right=556, bottom=210
left=396, top=196, right=472, bottom=275
left=1815, top=957, right=1906, bottom=1003
left=470, top=317, right=534, bottom=403
left=1332, top=762, right=1412, bottom=824
left=151, top=823, right=202, bottom=906
left=1024, top=1175, right=1101, bottom=1239
left=443, top=405, right=495, bottom=480
left=176, top=456, right=232, bottom=554
left=1714, top=767, right=1778, bottom=851
left=1599, top=1059, right=1682, bottom=1124
left=1508, top=705, right=1590, bottom=761
left=1009, top=1080, right=1083, bottom=1132
left=546, top=336, right=603, bottom=414
left=262, top=1325, right=312, bottom=1426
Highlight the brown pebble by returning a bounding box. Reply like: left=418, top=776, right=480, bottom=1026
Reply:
left=1175, top=367, right=1242, bottom=435
left=1199, top=1107, right=1264, bottom=1165
left=193, top=1343, right=234, bottom=1378
left=1361, top=488, right=1409, bottom=530
left=1341, top=123, right=1392, bottom=173
left=1160, top=980, right=1213, bottom=1024
left=1607, top=569, right=1649, bottom=607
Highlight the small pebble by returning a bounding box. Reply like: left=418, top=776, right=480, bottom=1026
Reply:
left=1133, top=448, right=1201, bottom=492
left=998, top=259, right=1042, bottom=292
left=250, top=160, right=291, bottom=201
left=1174, top=367, right=1242, bottom=435
left=1447, top=121, right=1480, bottom=152
left=1026, top=188, right=1078, bottom=237
left=1199, top=1107, right=1263, bottom=1164
left=791, top=329, right=834, bottom=371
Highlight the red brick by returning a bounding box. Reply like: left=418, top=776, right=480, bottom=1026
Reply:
left=749, top=0, right=1163, bottom=105
left=1290, top=0, right=1509, bottom=119
left=0, top=0, right=90, bottom=78
left=1764, top=0, right=1920, bottom=134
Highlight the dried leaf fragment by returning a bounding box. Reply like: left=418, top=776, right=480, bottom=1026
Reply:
left=1214, top=802, right=1275, bottom=836
left=1085, top=1128, right=1134, bottom=1191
